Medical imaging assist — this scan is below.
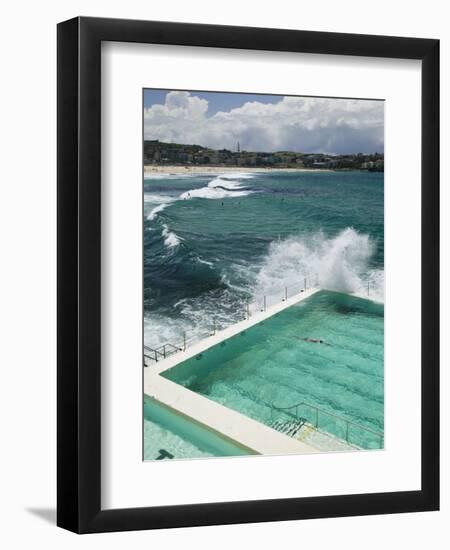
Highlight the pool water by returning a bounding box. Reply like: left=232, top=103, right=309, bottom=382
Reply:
left=143, top=395, right=254, bottom=460
left=162, top=291, right=384, bottom=449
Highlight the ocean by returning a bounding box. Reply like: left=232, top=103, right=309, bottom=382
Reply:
left=143, top=170, right=384, bottom=350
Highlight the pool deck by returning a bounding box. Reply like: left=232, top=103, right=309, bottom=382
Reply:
left=144, top=287, right=323, bottom=456
left=144, top=374, right=320, bottom=456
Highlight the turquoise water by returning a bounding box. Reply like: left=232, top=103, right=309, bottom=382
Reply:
left=144, top=169, right=384, bottom=454
left=144, top=170, right=384, bottom=348
left=162, top=291, right=384, bottom=449
left=144, top=395, right=253, bottom=460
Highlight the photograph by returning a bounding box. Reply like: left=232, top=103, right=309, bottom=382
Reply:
left=0, top=0, right=441, bottom=540
left=142, top=89, right=385, bottom=461
left=51, top=8, right=440, bottom=536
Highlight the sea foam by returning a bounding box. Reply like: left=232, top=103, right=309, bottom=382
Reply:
left=144, top=194, right=178, bottom=220
left=180, top=174, right=256, bottom=200
left=161, top=224, right=182, bottom=248
left=252, top=228, right=384, bottom=302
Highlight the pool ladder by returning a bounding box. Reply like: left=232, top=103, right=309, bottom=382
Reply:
left=270, top=400, right=384, bottom=448
left=269, top=418, right=307, bottom=438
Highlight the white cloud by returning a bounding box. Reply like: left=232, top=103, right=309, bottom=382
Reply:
left=144, top=91, right=384, bottom=154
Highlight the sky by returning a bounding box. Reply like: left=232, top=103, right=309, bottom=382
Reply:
left=143, top=89, right=384, bottom=155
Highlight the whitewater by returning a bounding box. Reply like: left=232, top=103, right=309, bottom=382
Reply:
left=143, top=170, right=384, bottom=348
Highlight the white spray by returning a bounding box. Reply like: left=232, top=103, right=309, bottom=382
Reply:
left=252, top=228, right=384, bottom=302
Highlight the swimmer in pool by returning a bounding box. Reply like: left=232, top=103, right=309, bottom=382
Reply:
left=300, top=337, right=331, bottom=345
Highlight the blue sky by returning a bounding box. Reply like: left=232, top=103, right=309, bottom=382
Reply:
left=143, top=89, right=384, bottom=154
left=144, top=89, right=280, bottom=116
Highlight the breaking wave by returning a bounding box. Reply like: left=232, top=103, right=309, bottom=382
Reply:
left=180, top=173, right=256, bottom=200
left=161, top=224, right=182, bottom=248
left=144, top=193, right=178, bottom=221
left=252, top=228, right=384, bottom=302
left=147, top=202, right=168, bottom=221
left=143, top=171, right=384, bottom=350
left=145, top=171, right=258, bottom=223
left=143, top=227, right=383, bottom=348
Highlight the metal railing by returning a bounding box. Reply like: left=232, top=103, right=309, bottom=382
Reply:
left=143, top=274, right=381, bottom=367
left=144, top=343, right=183, bottom=364
left=144, top=277, right=318, bottom=365
left=248, top=277, right=316, bottom=316
left=270, top=400, right=384, bottom=449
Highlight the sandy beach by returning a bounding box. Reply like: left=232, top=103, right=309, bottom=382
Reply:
left=144, top=164, right=331, bottom=175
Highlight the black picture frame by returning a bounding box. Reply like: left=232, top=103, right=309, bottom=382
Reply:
left=57, top=16, right=439, bottom=533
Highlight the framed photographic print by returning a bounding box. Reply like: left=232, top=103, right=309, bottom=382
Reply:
left=57, top=17, right=439, bottom=533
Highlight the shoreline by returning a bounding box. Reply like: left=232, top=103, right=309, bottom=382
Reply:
left=144, top=164, right=333, bottom=175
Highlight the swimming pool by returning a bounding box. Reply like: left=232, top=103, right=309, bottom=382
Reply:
left=143, top=395, right=254, bottom=460
left=162, top=291, right=384, bottom=450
